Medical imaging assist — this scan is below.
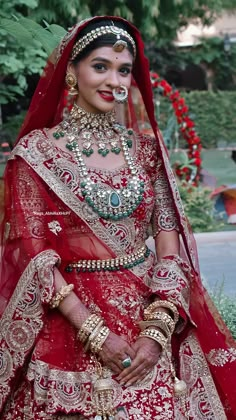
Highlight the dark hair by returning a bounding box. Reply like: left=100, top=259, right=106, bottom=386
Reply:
left=72, top=19, right=135, bottom=64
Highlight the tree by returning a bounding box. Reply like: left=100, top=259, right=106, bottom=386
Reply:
left=0, top=0, right=235, bottom=133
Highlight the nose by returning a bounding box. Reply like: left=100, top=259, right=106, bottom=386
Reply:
left=106, top=70, right=120, bottom=88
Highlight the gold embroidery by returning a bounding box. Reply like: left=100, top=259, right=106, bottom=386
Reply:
left=207, top=348, right=236, bottom=367
left=0, top=250, right=59, bottom=409
left=180, top=333, right=227, bottom=419
left=48, top=220, right=62, bottom=235
left=152, top=163, right=179, bottom=237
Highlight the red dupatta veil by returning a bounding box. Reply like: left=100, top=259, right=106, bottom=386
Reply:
left=1, top=15, right=236, bottom=417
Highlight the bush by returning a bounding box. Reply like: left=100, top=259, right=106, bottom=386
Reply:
left=182, top=91, right=236, bottom=148
left=156, top=90, right=236, bottom=149
left=178, top=182, right=224, bottom=232
left=210, top=282, right=236, bottom=339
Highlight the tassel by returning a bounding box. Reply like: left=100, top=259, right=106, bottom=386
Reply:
left=173, top=376, right=187, bottom=396
left=93, top=361, right=116, bottom=419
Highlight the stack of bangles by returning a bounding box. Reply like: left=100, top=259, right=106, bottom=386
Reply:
left=77, top=314, right=110, bottom=354
left=49, top=285, right=110, bottom=354
left=138, top=300, right=179, bottom=351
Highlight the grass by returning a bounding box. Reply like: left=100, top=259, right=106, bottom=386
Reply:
left=210, top=281, right=236, bottom=339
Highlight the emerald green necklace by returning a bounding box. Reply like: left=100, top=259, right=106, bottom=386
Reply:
left=53, top=105, right=144, bottom=221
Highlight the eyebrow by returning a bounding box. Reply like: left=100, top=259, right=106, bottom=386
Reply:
left=91, top=57, right=133, bottom=67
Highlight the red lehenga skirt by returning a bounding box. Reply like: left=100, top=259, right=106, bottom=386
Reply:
left=1, top=253, right=229, bottom=420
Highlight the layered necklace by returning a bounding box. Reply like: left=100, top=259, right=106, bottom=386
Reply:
left=53, top=104, right=144, bottom=221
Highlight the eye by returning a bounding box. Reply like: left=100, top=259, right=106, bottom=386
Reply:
left=119, top=67, right=132, bottom=76
left=92, top=63, right=106, bottom=72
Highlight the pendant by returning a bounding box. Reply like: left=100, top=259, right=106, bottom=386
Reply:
left=109, top=192, right=121, bottom=208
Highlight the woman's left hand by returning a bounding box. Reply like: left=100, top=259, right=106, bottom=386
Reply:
left=116, top=337, right=162, bottom=386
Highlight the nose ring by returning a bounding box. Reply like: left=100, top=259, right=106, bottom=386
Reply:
left=112, top=85, right=128, bottom=103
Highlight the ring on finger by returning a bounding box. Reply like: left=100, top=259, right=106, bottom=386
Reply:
left=121, top=356, right=132, bottom=368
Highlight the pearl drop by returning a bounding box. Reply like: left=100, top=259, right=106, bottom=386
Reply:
left=174, top=377, right=187, bottom=396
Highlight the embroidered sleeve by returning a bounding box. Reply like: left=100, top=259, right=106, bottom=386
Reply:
left=151, top=160, right=179, bottom=237
left=138, top=134, right=179, bottom=237
left=149, top=255, right=196, bottom=330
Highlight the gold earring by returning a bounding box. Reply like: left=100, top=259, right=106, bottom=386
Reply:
left=65, top=72, right=78, bottom=96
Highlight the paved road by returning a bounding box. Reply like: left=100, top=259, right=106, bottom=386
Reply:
left=146, top=230, right=236, bottom=297
left=195, top=231, right=236, bottom=296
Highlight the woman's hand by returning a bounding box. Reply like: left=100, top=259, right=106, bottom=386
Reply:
left=116, top=337, right=162, bottom=386
left=98, top=331, right=136, bottom=374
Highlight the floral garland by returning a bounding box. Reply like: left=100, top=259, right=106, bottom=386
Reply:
left=150, top=72, right=202, bottom=185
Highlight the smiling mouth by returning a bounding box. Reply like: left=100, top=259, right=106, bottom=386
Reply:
left=98, top=91, right=114, bottom=101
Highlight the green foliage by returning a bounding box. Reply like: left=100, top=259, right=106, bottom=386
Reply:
left=210, top=282, right=236, bottom=339
left=178, top=182, right=224, bottom=232
left=0, top=111, right=26, bottom=144
left=155, top=90, right=236, bottom=148
left=147, top=36, right=236, bottom=92
left=182, top=91, right=236, bottom=147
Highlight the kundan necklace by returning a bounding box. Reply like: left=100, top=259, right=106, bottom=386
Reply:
left=53, top=105, right=144, bottom=221
left=53, top=104, right=132, bottom=157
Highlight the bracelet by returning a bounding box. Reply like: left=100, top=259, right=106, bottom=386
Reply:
left=144, top=300, right=179, bottom=324
left=138, top=319, right=171, bottom=338
left=84, top=319, right=104, bottom=352
left=78, top=314, right=102, bottom=344
left=49, top=284, right=74, bottom=309
left=90, top=326, right=110, bottom=354
left=139, top=328, right=168, bottom=351
left=143, top=312, right=175, bottom=334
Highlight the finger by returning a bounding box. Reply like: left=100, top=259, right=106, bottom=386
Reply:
left=108, top=361, right=122, bottom=374
left=117, top=361, right=149, bottom=382
left=121, top=369, right=151, bottom=387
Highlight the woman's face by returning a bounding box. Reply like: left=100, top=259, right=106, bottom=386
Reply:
left=70, top=46, right=133, bottom=114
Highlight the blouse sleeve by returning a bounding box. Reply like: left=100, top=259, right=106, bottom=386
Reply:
left=139, top=134, right=179, bottom=238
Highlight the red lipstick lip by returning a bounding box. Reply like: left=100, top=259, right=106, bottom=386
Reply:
left=98, top=90, right=114, bottom=102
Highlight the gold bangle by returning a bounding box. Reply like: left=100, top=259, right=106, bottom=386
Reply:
left=49, top=284, right=74, bottom=309
left=138, top=319, right=172, bottom=338
left=143, top=312, right=175, bottom=334
left=90, top=326, right=110, bottom=354
left=84, top=320, right=104, bottom=352
left=144, top=300, right=179, bottom=324
left=78, top=314, right=102, bottom=344
left=139, top=328, right=168, bottom=351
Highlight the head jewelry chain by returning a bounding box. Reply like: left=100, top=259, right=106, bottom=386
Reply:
left=71, top=25, right=136, bottom=60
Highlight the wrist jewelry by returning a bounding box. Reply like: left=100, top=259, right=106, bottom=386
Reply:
left=49, top=284, right=74, bottom=309
left=84, top=320, right=104, bottom=352
left=138, top=319, right=171, bottom=338
left=144, top=300, right=179, bottom=324
left=143, top=312, right=175, bottom=334
left=139, top=328, right=168, bottom=351
left=90, top=326, right=110, bottom=354
left=78, top=314, right=102, bottom=344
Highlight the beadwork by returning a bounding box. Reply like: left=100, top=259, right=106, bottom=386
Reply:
left=53, top=104, right=144, bottom=220
left=65, top=245, right=150, bottom=273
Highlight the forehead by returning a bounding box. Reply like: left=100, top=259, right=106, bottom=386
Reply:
left=81, top=46, right=133, bottom=63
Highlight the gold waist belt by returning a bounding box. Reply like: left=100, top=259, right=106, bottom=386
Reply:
left=65, top=245, right=150, bottom=273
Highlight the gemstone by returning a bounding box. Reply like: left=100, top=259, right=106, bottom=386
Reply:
left=109, top=192, right=121, bottom=208
left=127, top=139, right=133, bottom=148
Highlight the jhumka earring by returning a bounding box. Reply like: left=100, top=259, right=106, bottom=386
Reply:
left=112, top=85, right=128, bottom=103
left=65, top=72, right=78, bottom=96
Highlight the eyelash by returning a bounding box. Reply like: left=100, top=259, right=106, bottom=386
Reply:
left=92, top=64, right=131, bottom=75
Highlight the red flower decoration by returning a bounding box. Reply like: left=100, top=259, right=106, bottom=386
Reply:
left=150, top=72, right=202, bottom=184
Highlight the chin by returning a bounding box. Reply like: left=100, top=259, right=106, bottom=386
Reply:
left=97, top=101, right=115, bottom=114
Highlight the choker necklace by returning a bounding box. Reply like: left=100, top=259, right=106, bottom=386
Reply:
left=53, top=105, right=144, bottom=220
left=53, top=104, right=132, bottom=157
